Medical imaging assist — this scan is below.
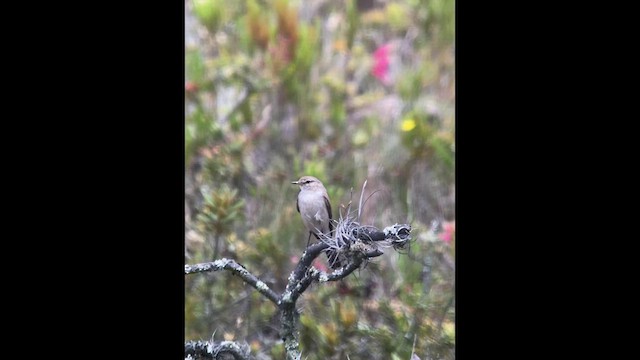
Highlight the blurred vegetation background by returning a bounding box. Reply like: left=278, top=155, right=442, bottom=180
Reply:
left=185, top=0, right=455, bottom=358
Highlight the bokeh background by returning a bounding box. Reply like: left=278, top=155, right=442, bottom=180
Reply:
left=185, top=0, right=455, bottom=358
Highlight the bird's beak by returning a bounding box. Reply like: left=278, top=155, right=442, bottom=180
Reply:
left=291, top=181, right=299, bottom=184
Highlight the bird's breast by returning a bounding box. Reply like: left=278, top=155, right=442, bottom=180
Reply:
left=297, top=191, right=325, bottom=214
left=297, top=190, right=329, bottom=233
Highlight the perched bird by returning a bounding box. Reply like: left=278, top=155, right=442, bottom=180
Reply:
left=292, top=176, right=340, bottom=268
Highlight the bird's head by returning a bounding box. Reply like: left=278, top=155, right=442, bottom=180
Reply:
left=292, top=176, right=324, bottom=190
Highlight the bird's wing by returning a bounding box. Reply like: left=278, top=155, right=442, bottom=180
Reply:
left=296, top=193, right=300, bottom=213
left=324, top=194, right=333, bottom=232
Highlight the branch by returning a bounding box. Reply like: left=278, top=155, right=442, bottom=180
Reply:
left=277, top=222, right=411, bottom=359
left=185, top=258, right=279, bottom=305
left=323, top=221, right=411, bottom=270
left=277, top=241, right=331, bottom=360
left=282, top=242, right=329, bottom=295
left=278, top=241, right=334, bottom=305
left=294, top=246, right=387, bottom=297
left=185, top=340, right=250, bottom=360
left=184, top=221, right=412, bottom=360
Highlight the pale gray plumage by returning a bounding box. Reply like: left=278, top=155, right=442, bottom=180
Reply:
left=292, top=176, right=333, bottom=236
left=292, top=176, right=340, bottom=268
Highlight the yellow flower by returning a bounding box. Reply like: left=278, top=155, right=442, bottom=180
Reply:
left=401, top=118, right=417, bottom=132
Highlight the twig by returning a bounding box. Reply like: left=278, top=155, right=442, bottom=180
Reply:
left=357, top=179, right=367, bottom=220
left=185, top=258, right=279, bottom=305
left=411, top=333, right=417, bottom=359
left=185, top=340, right=250, bottom=360
left=295, top=256, right=365, bottom=296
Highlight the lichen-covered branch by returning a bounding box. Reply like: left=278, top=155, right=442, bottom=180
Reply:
left=276, top=222, right=412, bottom=359
left=184, top=222, right=412, bottom=360
left=185, top=340, right=250, bottom=360
left=293, top=246, right=389, bottom=300
left=279, top=222, right=411, bottom=305
left=277, top=241, right=330, bottom=360
left=185, top=258, right=279, bottom=305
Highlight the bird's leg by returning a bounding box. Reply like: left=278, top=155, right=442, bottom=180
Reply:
left=306, top=231, right=321, bottom=248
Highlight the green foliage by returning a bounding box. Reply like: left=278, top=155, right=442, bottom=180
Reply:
left=294, top=23, right=318, bottom=80
left=401, top=111, right=454, bottom=180
left=185, top=106, right=222, bottom=166
left=386, top=2, right=411, bottom=32
left=185, top=49, right=206, bottom=86
left=196, top=185, right=244, bottom=235
left=396, top=61, right=437, bottom=101
left=270, top=342, right=285, bottom=358
left=419, top=0, right=455, bottom=46
left=282, top=20, right=319, bottom=112
left=293, top=156, right=326, bottom=181
left=192, top=0, right=222, bottom=32
left=345, top=0, right=359, bottom=49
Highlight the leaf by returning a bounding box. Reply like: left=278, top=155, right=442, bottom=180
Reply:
left=185, top=50, right=206, bottom=85
left=192, top=0, right=222, bottom=32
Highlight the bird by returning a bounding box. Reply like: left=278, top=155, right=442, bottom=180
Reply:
left=292, top=175, right=341, bottom=268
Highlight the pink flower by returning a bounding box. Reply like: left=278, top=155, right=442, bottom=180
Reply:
left=372, top=43, right=392, bottom=85
left=313, top=259, right=328, bottom=272
left=185, top=81, right=198, bottom=93
left=290, top=255, right=329, bottom=271
left=439, top=221, right=455, bottom=244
